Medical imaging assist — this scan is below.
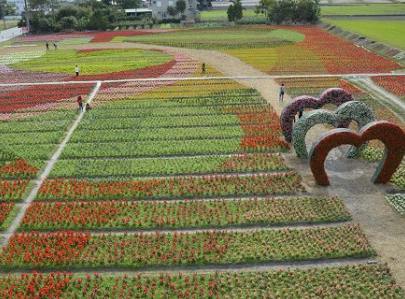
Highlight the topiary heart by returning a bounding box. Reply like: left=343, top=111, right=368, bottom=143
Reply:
left=280, top=88, right=353, bottom=143
left=309, top=121, right=405, bottom=186
left=292, top=101, right=375, bottom=159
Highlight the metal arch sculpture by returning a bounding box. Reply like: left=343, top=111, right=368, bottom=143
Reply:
left=309, top=121, right=405, bottom=186
left=280, top=88, right=354, bottom=143
left=292, top=101, right=375, bottom=159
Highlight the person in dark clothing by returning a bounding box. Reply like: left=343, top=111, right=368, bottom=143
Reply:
left=298, top=108, right=303, bottom=119
left=53, top=42, right=57, bottom=50
left=46, top=42, right=49, bottom=50
left=77, top=96, right=83, bottom=112
left=279, top=83, right=285, bottom=101
left=202, top=63, right=206, bottom=74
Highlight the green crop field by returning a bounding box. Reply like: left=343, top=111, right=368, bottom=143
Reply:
left=118, top=27, right=304, bottom=49
left=321, top=4, right=405, bottom=15
left=323, top=19, right=405, bottom=50
left=11, top=48, right=172, bottom=75
left=200, top=8, right=263, bottom=22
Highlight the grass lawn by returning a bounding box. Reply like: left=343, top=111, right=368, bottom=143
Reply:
left=11, top=48, right=172, bottom=75
left=118, top=27, right=304, bottom=49
left=0, top=20, right=18, bottom=31
left=323, top=19, right=405, bottom=50
left=321, top=4, right=405, bottom=15
left=200, top=9, right=263, bottom=22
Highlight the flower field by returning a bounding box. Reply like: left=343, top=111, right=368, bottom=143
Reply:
left=225, top=26, right=401, bottom=75
left=1, top=225, right=373, bottom=270
left=1, top=25, right=404, bottom=295
left=372, top=76, right=405, bottom=100
left=0, top=265, right=402, bottom=298
left=20, top=196, right=350, bottom=231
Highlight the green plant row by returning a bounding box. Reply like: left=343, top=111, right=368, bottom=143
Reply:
left=49, top=153, right=288, bottom=178
left=1, top=224, right=373, bottom=269
left=20, top=196, right=351, bottom=231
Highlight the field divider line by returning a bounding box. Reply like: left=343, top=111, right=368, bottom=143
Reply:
left=1, top=81, right=102, bottom=247
left=32, top=193, right=311, bottom=204
left=0, top=257, right=378, bottom=275
left=18, top=221, right=353, bottom=236
left=1, top=72, right=404, bottom=87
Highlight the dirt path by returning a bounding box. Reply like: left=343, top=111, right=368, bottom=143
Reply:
left=71, top=42, right=405, bottom=287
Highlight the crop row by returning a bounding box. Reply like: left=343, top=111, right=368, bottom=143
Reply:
left=274, top=77, right=363, bottom=98
left=386, top=194, right=405, bottom=215
left=50, top=154, right=288, bottom=178
left=71, top=126, right=244, bottom=143
left=0, top=144, right=56, bottom=161
left=1, top=131, right=63, bottom=145
left=0, top=224, right=373, bottom=269
left=0, top=203, right=15, bottom=229
left=86, top=104, right=270, bottom=119
left=372, top=76, right=405, bottom=98
left=0, top=159, right=39, bottom=179
left=0, top=264, right=401, bottom=298
left=60, top=138, right=287, bottom=160
left=78, top=114, right=244, bottom=130
left=20, top=196, right=350, bottom=231
left=37, top=172, right=304, bottom=201
left=0, top=84, right=93, bottom=113
left=0, top=119, right=73, bottom=134
left=391, top=164, right=405, bottom=190
left=0, top=179, right=30, bottom=202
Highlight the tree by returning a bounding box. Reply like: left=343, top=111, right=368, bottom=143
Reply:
left=167, top=5, right=177, bottom=18
left=59, top=15, right=78, bottom=30
left=0, top=0, right=16, bottom=29
left=295, top=0, right=319, bottom=23
left=255, top=0, right=275, bottom=21
left=175, top=0, right=186, bottom=18
left=227, top=0, right=242, bottom=22
left=269, top=0, right=295, bottom=24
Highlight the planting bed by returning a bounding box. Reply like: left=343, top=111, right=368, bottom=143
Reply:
left=226, top=26, right=400, bottom=75
left=20, top=196, right=350, bottom=231
left=0, top=224, right=373, bottom=270
left=0, top=264, right=402, bottom=297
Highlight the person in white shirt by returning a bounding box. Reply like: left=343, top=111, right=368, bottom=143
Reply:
left=75, top=65, right=80, bottom=77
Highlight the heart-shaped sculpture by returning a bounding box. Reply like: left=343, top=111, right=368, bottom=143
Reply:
left=292, top=101, right=375, bottom=159
left=280, top=88, right=353, bottom=143
left=309, top=121, right=405, bottom=186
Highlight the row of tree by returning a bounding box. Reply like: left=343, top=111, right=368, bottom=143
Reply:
left=21, top=0, right=141, bottom=32
left=227, top=0, right=320, bottom=24
left=256, top=0, right=320, bottom=24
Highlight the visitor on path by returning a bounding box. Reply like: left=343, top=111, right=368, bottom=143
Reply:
left=279, top=83, right=285, bottom=101
left=298, top=108, right=303, bottom=119
left=46, top=42, right=49, bottom=50
left=77, top=96, right=83, bottom=112
left=75, top=65, right=80, bottom=77
left=202, top=63, right=206, bottom=74
left=53, top=42, right=58, bottom=50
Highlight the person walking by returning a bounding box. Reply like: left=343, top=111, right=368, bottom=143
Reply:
left=46, top=42, right=49, bottom=50
left=298, top=107, right=303, bottom=119
left=77, top=96, right=83, bottom=112
left=279, top=83, right=285, bottom=102
left=75, top=65, right=80, bottom=77
left=202, top=63, right=206, bottom=74
left=53, top=42, right=57, bottom=50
